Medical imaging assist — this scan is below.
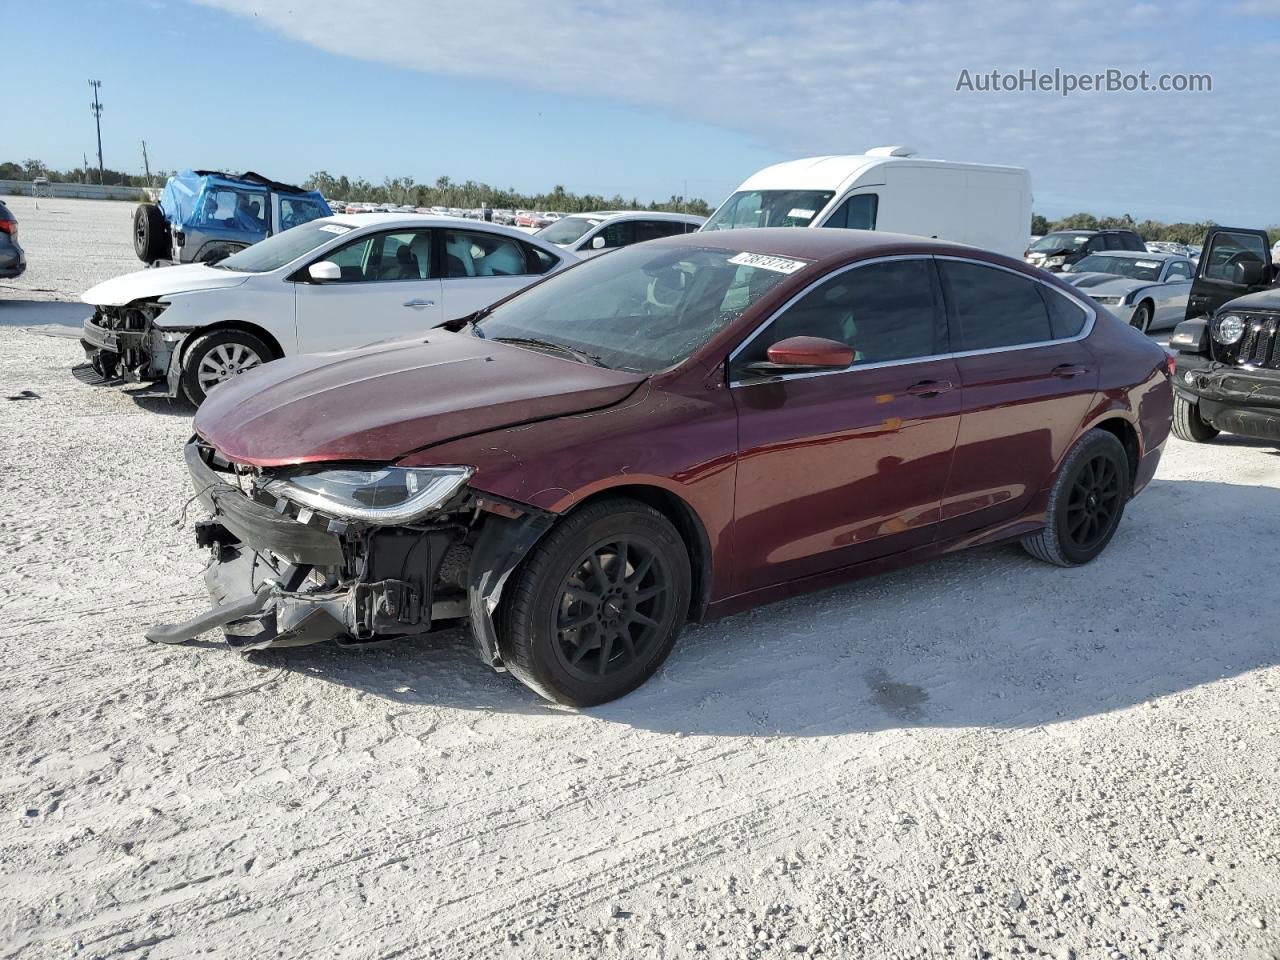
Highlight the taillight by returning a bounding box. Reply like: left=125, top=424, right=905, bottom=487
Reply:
left=1165, top=353, right=1176, bottom=378
left=0, top=220, right=15, bottom=238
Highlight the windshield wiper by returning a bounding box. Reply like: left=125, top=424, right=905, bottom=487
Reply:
left=493, top=336, right=609, bottom=368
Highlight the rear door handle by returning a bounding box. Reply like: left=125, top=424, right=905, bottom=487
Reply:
left=905, top=379, right=954, bottom=397
left=1051, top=364, right=1089, bottom=378
left=403, top=299, right=436, bottom=308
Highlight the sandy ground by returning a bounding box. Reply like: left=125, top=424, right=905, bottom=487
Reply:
left=2, top=201, right=1279, bottom=960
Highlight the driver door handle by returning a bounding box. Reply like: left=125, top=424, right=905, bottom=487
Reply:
left=403, top=299, right=436, bottom=308
left=1051, top=364, right=1090, bottom=378
left=905, top=379, right=954, bottom=397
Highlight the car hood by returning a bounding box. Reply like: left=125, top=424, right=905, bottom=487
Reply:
left=194, top=332, right=647, bottom=466
left=1062, top=273, right=1149, bottom=295
left=1220, top=286, right=1280, bottom=313
left=81, top=263, right=251, bottom=306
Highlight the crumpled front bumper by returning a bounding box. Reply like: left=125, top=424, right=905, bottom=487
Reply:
left=80, top=315, right=187, bottom=394
left=1174, top=354, right=1280, bottom=439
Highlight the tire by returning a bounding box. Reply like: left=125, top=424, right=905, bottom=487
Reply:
left=498, top=497, right=691, bottom=706
left=1171, top=394, right=1219, bottom=443
left=133, top=203, right=170, bottom=263
left=180, top=329, right=271, bottom=406
left=1021, top=429, right=1130, bottom=567
left=1130, top=302, right=1152, bottom=334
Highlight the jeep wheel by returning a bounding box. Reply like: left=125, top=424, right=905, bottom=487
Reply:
left=1130, top=302, right=1152, bottom=334
left=133, top=203, right=170, bottom=263
left=180, top=330, right=270, bottom=406
left=1171, top=394, right=1219, bottom=443
left=498, top=498, right=691, bottom=706
left=1021, top=429, right=1130, bottom=567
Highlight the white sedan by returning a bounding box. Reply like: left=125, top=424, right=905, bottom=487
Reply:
left=536, top=211, right=706, bottom=258
left=80, top=214, right=577, bottom=404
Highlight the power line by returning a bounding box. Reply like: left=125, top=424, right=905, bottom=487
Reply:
left=88, top=79, right=104, bottom=185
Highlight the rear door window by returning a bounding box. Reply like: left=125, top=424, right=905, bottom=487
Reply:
left=443, top=229, right=535, bottom=277
left=1039, top=285, right=1089, bottom=339
left=940, top=260, right=1053, bottom=351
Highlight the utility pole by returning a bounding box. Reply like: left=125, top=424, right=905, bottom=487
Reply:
left=88, top=79, right=104, bottom=184
left=82, top=153, right=90, bottom=184
left=140, top=140, right=152, bottom=186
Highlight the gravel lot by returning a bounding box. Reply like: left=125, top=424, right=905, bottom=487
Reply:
left=2, top=200, right=1279, bottom=960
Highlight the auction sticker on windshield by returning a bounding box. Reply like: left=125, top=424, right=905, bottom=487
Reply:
left=319, top=224, right=353, bottom=235
left=1135, top=260, right=1161, bottom=269
left=728, top=252, right=811, bottom=274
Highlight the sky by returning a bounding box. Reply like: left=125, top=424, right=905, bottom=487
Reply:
left=9, top=0, right=1280, bottom=222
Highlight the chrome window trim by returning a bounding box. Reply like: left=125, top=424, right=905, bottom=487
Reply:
left=728, top=253, right=1098, bottom=388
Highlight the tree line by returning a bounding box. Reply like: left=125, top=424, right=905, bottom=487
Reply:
left=5, top=157, right=1276, bottom=242
left=301, top=170, right=713, bottom=216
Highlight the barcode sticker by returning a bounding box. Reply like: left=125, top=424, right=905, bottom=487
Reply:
left=728, top=252, right=811, bottom=274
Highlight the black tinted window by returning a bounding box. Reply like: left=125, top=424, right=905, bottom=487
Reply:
left=1103, top=234, right=1124, bottom=251
left=633, top=220, right=686, bottom=243
left=941, top=260, right=1053, bottom=350
left=600, top=221, right=635, bottom=249
left=521, top=242, right=558, bottom=274
left=1202, top=231, right=1268, bottom=282
left=738, top=259, right=940, bottom=370
left=822, top=193, right=879, bottom=230
left=1124, top=233, right=1146, bottom=251
left=1039, top=285, right=1088, bottom=339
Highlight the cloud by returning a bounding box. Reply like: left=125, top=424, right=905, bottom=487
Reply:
left=195, top=0, right=1276, bottom=219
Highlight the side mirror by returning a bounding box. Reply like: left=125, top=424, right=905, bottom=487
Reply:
left=591, top=236, right=606, bottom=250
left=1236, top=260, right=1267, bottom=286
left=308, top=261, right=342, bottom=282
left=744, top=336, right=854, bottom=376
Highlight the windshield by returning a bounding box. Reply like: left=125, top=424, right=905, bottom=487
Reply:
left=474, top=244, right=801, bottom=373
left=1030, top=232, right=1091, bottom=253
left=1072, top=254, right=1164, bottom=281
left=216, top=219, right=355, bottom=273
left=702, top=190, right=836, bottom=231
left=537, top=216, right=602, bottom=246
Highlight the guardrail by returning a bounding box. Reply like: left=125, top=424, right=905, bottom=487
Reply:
left=0, top=180, right=159, bottom=201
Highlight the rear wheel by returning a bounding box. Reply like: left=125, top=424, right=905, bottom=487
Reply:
left=133, top=203, right=169, bottom=263
left=498, top=498, right=691, bottom=706
left=180, top=330, right=270, bottom=405
left=1130, top=302, right=1152, bottom=334
left=1171, top=394, right=1219, bottom=443
left=1022, top=429, right=1130, bottom=567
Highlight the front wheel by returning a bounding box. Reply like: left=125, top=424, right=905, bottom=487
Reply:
left=1130, top=302, right=1152, bottom=334
left=1171, top=394, right=1219, bottom=443
left=180, top=330, right=270, bottom=405
left=498, top=498, right=691, bottom=706
left=1021, top=429, right=1130, bottom=567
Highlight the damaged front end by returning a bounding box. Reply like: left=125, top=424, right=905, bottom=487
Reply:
left=147, top=439, right=552, bottom=669
left=81, top=301, right=186, bottom=391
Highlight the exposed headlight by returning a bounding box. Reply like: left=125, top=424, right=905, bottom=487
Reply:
left=263, top=466, right=473, bottom=524
left=1213, top=313, right=1246, bottom=346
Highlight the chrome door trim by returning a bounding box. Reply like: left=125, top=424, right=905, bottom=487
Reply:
left=728, top=253, right=1099, bottom=388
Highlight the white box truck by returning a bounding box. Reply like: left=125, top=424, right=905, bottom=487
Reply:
left=701, top=146, right=1032, bottom=260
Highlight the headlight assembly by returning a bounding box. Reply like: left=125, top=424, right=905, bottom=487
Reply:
left=1213, top=313, right=1246, bottom=346
left=1045, top=255, right=1066, bottom=267
left=262, top=466, right=474, bottom=524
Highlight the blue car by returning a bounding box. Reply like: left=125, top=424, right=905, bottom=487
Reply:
left=133, top=170, right=331, bottom=265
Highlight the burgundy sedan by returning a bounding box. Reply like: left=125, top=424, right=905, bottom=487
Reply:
left=151, top=229, right=1173, bottom=706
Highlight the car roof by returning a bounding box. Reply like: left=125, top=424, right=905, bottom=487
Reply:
left=567, top=210, right=706, bottom=223
left=1083, top=250, right=1182, bottom=261
left=654, top=226, right=987, bottom=264
left=319, top=214, right=565, bottom=249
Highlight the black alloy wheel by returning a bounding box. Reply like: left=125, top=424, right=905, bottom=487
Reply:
left=553, top=537, right=674, bottom=681
left=1064, top=453, right=1123, bottom=552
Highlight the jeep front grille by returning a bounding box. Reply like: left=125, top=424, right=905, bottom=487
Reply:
left=1236, top=314, right=1280, bottom=369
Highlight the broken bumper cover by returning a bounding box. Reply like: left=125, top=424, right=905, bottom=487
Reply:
left=1174, top=356, right=1280, bottom=440
left=149, top=439, right=555, bottom=662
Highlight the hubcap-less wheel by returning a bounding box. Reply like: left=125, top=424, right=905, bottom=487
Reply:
left=1065, top=454, right=1123, bottom=551
left=197, top=342, right=262, bottom=392
left=554, top=538, right=673, bottom=681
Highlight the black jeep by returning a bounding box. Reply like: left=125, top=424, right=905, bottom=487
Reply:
left=1170, top=226, right=1280, bottom=443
